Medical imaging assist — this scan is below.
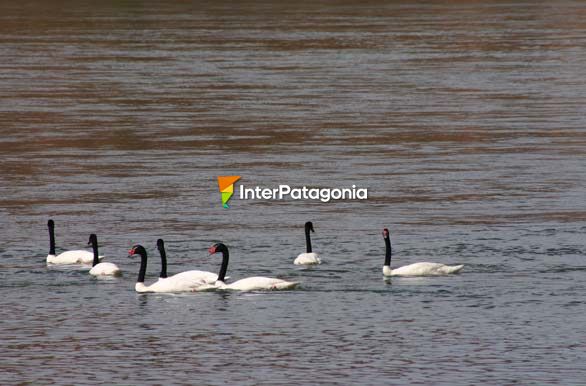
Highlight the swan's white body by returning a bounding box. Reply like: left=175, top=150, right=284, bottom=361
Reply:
left=136, top=275, right=205, bottom=293
left=158, top=270, right=219, bottom=284
left=211, top=277, right=299, bottom=292
left=294, top=252, right=321, bottom=265
left=47, top=251, right=104, bottom=265
left=383, top=263, right=464, bottom=277
left=135, top=270, right=221, bottom=293
left=90, top=262, right=121, bottom=276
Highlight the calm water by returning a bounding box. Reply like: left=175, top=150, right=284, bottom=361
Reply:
left=1, top=1, right=586, bottom=384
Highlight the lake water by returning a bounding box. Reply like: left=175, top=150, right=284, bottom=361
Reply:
left=1, top=1, right=586, bottom=384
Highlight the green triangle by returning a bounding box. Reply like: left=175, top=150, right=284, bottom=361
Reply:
left=221, top=191, right=233, bottom=208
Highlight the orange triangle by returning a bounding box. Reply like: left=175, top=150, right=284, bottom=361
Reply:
left=217, top=176, right=241, bottom=192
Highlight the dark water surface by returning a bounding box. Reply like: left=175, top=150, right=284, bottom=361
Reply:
left=1, top=1, right=586, bottom=384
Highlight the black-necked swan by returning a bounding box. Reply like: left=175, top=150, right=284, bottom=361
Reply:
left=382, top=228, right=464, bottom=277
left=46, top=219, right=104, bottom=265
left=208, top=243, right=299, bottom=291
left=128, top=245, right=207, bottom=293
left=293, top=221, right=321, bottom=265
left=87, top=234, right=121, bottom=276
left=156, top=239, right=219, bottom=284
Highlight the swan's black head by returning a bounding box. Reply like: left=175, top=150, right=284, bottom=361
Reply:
left=48, top=219, right=54, bottom=228
left=208, top=243, right=226, bottom=255
left=383, top=228, right=390, bottom=239
left=156, top=239, right=165, bottom=251
left=88, top=233, right=97, bottom=246
left=305, top=221, right=315, bottom=232
left=128, top=245, right=147, bottom=258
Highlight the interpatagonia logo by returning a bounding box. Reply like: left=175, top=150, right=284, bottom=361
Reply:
left=217, top=176, right=241, bottom=208
left=217, top=176, right=368, bottom=207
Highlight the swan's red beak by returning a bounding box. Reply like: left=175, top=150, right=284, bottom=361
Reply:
left=128, top=247, right=136, bottom=255
left=208, top=245, right=217, bottom=255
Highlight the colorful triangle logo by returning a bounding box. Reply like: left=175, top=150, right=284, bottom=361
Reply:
left=217, top=176, right=240, bottom=208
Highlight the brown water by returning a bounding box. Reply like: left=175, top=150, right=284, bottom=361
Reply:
left=1, top=1, right=586, bottom=384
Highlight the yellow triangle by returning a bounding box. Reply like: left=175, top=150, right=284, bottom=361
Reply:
left=222, top=185, right=234, bottom=194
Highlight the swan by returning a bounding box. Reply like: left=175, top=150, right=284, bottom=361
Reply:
left=46, top=219, right=104, bottom=265
left=293, top=221, right=321, bottom=265
left=156, top=239, right=220, bottom=284
left=128, top=245, right=208, bottom=293
left=88, top=234, right=121, bottom=276
left=207, top=243, right=299, bottom=291
left=382, top=228, right=464, bottom=277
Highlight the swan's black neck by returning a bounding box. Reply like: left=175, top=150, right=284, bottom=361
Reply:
left=157, top=240, right=168, bottom=279
left=48, top=222, right=56, bottom=255
left=384, top=236, right=392, bottom=266
left=216, top=244, right=229, bottom=282
left=305, top=226, right=312, bottom=253
left=137, top=249, right=148, bottom=283
left=90, top=236, right=99, bottom=267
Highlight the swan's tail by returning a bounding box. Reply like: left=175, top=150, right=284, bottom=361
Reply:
left=444, top=264, right=464, bottom=274
left=273, top=281, right=300, bottom=290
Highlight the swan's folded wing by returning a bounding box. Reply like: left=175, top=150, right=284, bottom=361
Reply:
left=149, top=275, right=208, bottom=292
left=89, top=262, right=121, bottom=276
left=391, top=262, right=463, bottom=276
left=226, top=277, right=299, bottom=291
left=294, top=253, right=321, bottom=265
left=47, top=250, right=95, bottom=265
left=169, top=270, right=219, bottom=284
